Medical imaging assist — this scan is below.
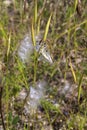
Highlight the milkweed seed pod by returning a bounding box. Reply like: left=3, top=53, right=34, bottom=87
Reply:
left=24, top=80, right=47, bottom=114
left=18, top=33, right=34, bottom=63
left=18, top=32, right=53, bottom=64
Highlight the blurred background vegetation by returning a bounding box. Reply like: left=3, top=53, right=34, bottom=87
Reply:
left=0, top=0, right=87, bottom=130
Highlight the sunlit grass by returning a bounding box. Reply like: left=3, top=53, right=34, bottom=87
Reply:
left=0, top=0, right=87, bottom=130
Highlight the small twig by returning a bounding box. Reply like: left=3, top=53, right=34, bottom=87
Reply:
left=0, top=86, right=6, bottom=130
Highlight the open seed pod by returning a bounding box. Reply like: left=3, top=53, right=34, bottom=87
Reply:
left=18, top=32, right=53, bottom=64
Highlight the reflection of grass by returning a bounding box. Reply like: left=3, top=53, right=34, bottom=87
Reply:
left=0, top=0, right=87, bottom=130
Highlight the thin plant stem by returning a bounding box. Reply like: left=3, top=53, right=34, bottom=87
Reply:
left=0, top=86, right=6, bottom=130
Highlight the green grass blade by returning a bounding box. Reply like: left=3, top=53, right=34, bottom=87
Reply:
left=55, top=19, right=87, bottom=41
left=34, top=0, right=37, bottom=25
left=74, top=0, right=78, bottom=12
left=69, top=59, right=77, bottom=83
left=78, top=74, right=84, bottom=103
left=43, top=13, right=52, bottom=41
left=31, top=20, right=37, bottom=83
left=0, top=23, right=7, bottom=46
left=31, top=21, right=36, bottom=46
left=37, top=16, right=41, bottom=34
left=7, top=32, right=11, bottom=58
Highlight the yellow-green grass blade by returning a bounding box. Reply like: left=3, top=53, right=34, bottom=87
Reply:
left=7, top=32, right=11, bottom=58
left=34, top=0, right=37, bottom=25
left=43, top=13, right=52, bottom=41
left=78, top=74, right=84, bottom=103
left=37, top=16, right=41, bottom=34
left=0, top=23, right=7, bottom=46
left=74, top=0, right=78, bottom=12
left=69, top=59, right=77, bottom=83
left=31, top=21, right=36, bottom=46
